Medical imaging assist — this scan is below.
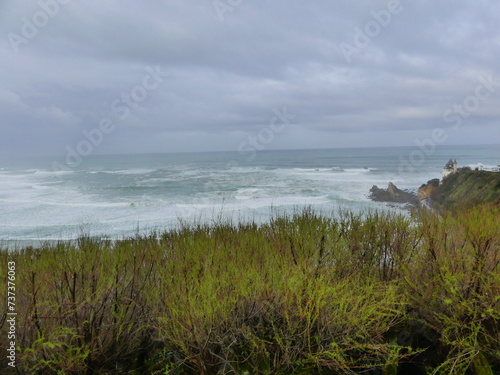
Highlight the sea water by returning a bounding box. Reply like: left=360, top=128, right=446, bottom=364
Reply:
left=0, top=144, right=498, bottom=247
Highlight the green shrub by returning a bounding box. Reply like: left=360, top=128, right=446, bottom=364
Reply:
left=0, top=206, right=498, bottom=374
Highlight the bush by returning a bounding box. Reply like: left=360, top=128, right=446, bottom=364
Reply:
left=0, top=206, right=498, bottom=374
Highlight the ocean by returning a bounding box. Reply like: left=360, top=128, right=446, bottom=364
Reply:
left=1, top=144, right=498, bottom=247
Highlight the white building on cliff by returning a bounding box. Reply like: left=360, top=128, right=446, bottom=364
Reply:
left=443, top=159, right=458, bottom=178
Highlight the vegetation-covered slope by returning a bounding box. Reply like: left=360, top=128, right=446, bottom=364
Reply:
left=1, top=206, right=499, bottom=374
left=431, top=169, right=500, bottom=208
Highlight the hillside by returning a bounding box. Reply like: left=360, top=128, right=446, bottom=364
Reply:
left=427, top=168, right=500, bottom=208
left=1, top=207, right=499, bottom=374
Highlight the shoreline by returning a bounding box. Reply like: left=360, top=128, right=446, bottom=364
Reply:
left=1, top=203, right=413, bottom=251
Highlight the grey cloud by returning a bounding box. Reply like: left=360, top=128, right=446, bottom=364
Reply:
left=1, top=0, right=499, bottom=158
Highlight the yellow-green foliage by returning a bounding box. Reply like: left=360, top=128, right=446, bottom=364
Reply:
left=0, top=206, right=498, bottom=374
left=433, top=169, right=500, bottom=208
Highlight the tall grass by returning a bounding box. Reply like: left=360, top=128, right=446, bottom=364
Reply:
left=0, top=206, right=498, bottom=374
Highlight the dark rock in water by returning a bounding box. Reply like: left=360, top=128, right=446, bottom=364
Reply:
left=369, top=182, right=418, bottom=205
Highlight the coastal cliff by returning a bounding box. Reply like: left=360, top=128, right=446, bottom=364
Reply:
left=418, top=178, right=440, bottom=200
left=369, top=169, right=499, bottom=210
left=420, top=169, right=500, bottom=208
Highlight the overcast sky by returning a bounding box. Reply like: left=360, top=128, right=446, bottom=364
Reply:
left=1, top=0, right=500, bottom=158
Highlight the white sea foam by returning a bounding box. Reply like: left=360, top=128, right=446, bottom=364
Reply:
left=465, top=163, right=499, bottom=171
left=30, top=169, right=74, bottom=176
left=98, top=168, right=158, bottom=175
left=2, top=146, right=495, bottom=243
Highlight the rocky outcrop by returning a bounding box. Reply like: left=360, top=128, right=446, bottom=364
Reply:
left=369, top=182, right=418, bottom=205
left=369, top=170, right=500, bottom=211
left=418, top=178, right=440, bottom=200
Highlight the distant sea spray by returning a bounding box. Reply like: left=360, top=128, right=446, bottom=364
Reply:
left=0, top=145, right=498, bottom=246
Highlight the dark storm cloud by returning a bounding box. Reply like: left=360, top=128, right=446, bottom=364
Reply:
left=1, top=0, right=499, bottom=157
